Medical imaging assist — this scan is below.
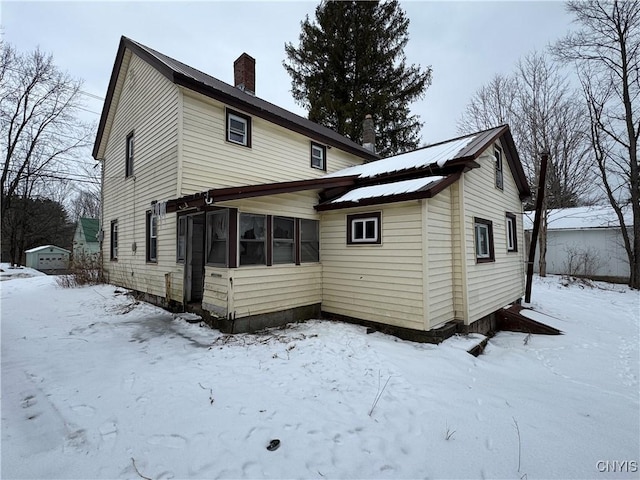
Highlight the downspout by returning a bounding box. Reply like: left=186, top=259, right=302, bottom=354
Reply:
left=525, top=151, right=549, bottom=303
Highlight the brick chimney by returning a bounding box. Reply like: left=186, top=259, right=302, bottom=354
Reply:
left=234, top=53, right=255, bottom=95
left=362, top=114, right=375, bottom=153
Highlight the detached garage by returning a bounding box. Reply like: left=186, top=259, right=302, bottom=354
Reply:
left=25, top=245, right=70, bottom=272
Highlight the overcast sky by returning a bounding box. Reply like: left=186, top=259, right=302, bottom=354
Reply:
left=2, top=1, right=575, bottom=149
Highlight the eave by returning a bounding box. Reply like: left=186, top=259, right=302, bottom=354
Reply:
left=315, top=172, right=462, bottom=211
left=166, top=176, right=358, bottom=213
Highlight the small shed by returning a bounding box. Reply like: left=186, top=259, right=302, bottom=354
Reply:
left=25, top=245, right=71, bottom=272
left=525, top=206, right=631, bottom=282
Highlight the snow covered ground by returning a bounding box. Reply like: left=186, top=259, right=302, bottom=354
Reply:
left=1, top=268, right=638, bottom=479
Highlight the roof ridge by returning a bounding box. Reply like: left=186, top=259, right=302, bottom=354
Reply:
left=385, top=125, right=508, bottom=159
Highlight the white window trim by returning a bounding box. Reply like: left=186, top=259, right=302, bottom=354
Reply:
left=311, top=143, right=325, bottom=170
left=475, top=223, right=491, bottom=258
left=347, top=212, right=382, bottom=245
left=506, top=214, right=517, bottom=252
left=495, top=146, right=504, bottom=190
left=228, top=113, right=248, bottom=146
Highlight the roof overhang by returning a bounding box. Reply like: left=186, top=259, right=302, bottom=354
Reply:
left=315, top=172, right=462, bottom=211
left=166, top=176, right=358, bottom=213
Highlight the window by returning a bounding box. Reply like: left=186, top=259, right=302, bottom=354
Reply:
left=207, top=210, right=229, bottom=266
left=474, top=217, right=495, bottom=263
left=273, top=216, right=295, bottom=264
left=126, top=132, right=134, bottom=177
left=495, top=146, right=503, bottom=190
left=347, top=212, right=381, bottom=245
left=176, top=216, right=186, bottom=262
left=110, top=220, right=118, bottom=260
left=311, top=142, right=326, bottom=170
left=239, top=213, right=266, bottom=265
left=146, top=212, right=157, bottom=262
left=506, top=213, right=518, bottom=252
left=226, top=109, right=251, bottom=147
left=300, top=219, right=320, bottom=262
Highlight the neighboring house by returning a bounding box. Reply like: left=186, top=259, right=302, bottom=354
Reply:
left=525, top=206, right=631, bottom=283
left=72, top=218, right=101, bottom=259
left=93, top=36, right=530, bottom=337
left=25, top=245, right=70, bottom=272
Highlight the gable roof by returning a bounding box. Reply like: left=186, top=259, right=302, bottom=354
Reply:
left=25, top=245, right=71, bottom=254
left=93, top=36, right=379, bottom=162
left=325, top=124, right=530, bottom=199
left=316, top=124, right=530, bottom=209
left=79, top=218, right=100, bottom=243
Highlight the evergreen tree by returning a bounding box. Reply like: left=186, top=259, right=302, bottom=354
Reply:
left=284, top=0, right=432, bottom=157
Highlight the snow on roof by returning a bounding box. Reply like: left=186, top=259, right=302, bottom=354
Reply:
left=25, top=245, right=71, bottom=254
left=329, top=176, right=444, bottom=204
left=325, top=135, right=478, bottom=180
left=524, top=205, right=632, bottom=231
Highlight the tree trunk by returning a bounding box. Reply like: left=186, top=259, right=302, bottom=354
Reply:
left=539, top=199, right=548, bottom=277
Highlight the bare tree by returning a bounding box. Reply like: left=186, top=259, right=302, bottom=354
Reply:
left=553, top=0, right=640, bottom=289
left=1, top=41, right=93, bottom=215
left=458, top=51, right=593, bottom=275
left=0, top=41, right=93, bottom=264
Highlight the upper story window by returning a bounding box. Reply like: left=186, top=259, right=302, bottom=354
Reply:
left=311, top=142, right=326, bottom=171
left=226, top=109, right=251, bottom=147
left=506, top=213, right=518, bottom=252
left=126, top=132, right=134, bottom=177
left=474, top=217, right=495, bottom=263
left=146, top=212, right=158, bottom=263
left=347, top=212, right=381, bottom=245
left=110, top=220, right=118, bottom=260
left=495, top=146, right=503, bottom=190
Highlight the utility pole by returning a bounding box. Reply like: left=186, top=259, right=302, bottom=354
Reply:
left=525, top=151, right=549, bottom=303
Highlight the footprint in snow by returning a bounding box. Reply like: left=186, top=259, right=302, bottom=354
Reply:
left=71, top=404, right=96, bottom=417
left=147, top=434, right=187, bottom=449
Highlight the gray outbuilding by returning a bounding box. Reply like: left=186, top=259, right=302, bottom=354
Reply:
left=25, top=245, right=70, bottom=272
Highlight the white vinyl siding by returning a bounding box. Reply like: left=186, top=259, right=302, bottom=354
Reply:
left=180, top=91, right=365, bottom=195
left=101, top=53, right=183, bottom=302
left=321, top=202, right=425, bottom=330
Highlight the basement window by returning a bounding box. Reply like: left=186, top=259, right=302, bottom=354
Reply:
left=347, top=212, right=381, bottom=245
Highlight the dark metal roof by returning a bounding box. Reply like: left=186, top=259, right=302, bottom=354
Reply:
left=93, top=36, right=379, bottom=161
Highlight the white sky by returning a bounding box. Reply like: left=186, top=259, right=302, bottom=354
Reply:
left=1, top=1, right=574, bottom=149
